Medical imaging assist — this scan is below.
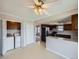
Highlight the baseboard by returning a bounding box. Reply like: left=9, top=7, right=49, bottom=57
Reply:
left=0, top=52, right=1, bottom=55
left=2, top=50, right=7, bottom=56
left=46, top=48, right=70, bottom=59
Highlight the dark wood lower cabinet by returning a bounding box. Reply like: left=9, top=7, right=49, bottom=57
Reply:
left=56, top=34, right=71, bottom=39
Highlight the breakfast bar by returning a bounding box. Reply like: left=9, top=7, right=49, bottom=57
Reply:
left=46, top=36, right=78, bottom=59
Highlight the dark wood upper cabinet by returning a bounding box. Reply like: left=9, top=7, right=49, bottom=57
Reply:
left=7, top=21, right=21, bottom=30
left=64, top=14, right=78, bottom=31
left=71, top=14, right=78, bottom=31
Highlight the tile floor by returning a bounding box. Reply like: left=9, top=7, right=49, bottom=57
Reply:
left=0, top=42, right=65, bottom=59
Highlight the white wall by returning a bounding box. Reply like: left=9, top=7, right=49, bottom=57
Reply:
left=0, top=20, right=2, bottom=55
left=21, top=21, right=36, bottom=47
left=0, top=19, right=7, bottom=55
left=2, top=20, right=7, bottom=55
left=26, top=23, right=35, bottom=45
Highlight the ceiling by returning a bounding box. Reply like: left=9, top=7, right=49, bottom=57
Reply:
left=0, top=0, right=78, bottom=23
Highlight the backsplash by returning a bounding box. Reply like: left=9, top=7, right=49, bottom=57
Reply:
left=57, top=31, right=78, bottom=36
left=57, top=31, right=78, bottom=41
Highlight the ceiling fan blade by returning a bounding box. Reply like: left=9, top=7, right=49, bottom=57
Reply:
left=42, top=4, right=48, bottom=8
left=34, top=0, right=39, bottom=4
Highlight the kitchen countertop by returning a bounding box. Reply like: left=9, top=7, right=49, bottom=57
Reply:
left=46, top=36, right=78, bottom=43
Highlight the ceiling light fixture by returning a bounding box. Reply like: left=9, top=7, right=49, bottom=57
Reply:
left=27, top=0, right=59, bottom=15
left=28, top=0, right=48, bottom=15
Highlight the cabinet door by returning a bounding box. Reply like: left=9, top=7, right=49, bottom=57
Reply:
left=64, top=24, right=72, bottom=30
left=7, top=21, right=21, bottom=30
left=7, top=37, right=14, bottom=50
left=72, top=14, right=78, bottom=31
left=15, top=36, right=20, bottom=48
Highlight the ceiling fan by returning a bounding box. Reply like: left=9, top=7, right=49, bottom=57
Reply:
left=27, top=0, right=59, bottom=15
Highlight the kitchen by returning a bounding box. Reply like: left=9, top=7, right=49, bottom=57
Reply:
left=36, top=14, right=78, bottom=59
